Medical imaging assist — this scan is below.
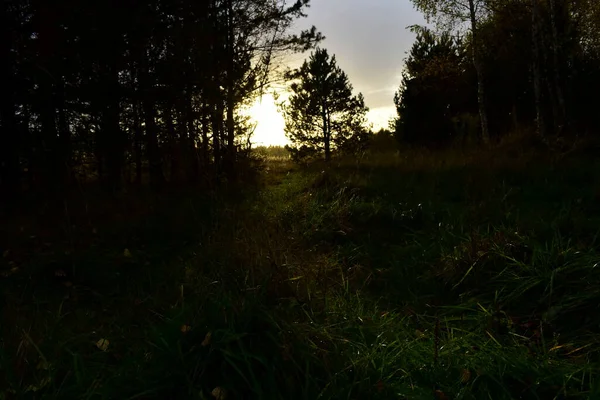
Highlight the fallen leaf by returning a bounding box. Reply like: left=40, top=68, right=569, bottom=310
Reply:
left=211, top=386, right=226, bottom=400
left=202, top=332, right=212, bottom=347
left=181, top=324, right=191, bottom=333
left=461, top=368, right=471, bottom=383
left=90, top=379, right=102, bottom=390
left=123, top=248, right=132, bottom=258
left=96, top=338, right=109, bottom=351
left=63, top=281, right=73, bottom=288
left=434, top=389, right=448, bottom=400
left=25, top=377, right=51, bottom=393
left=36, top=360, right=50, bottom=370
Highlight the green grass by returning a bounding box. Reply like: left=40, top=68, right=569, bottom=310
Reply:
left=2, top=144, right=600, bottom=399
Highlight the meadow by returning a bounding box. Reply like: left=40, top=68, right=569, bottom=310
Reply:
left=2, top=138, right=600, bottom=399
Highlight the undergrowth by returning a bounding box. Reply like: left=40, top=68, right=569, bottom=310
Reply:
left=2, top=146, right=600, bottom=399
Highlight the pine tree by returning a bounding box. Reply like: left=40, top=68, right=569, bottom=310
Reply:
left=281, top=48, right=369, bottom=162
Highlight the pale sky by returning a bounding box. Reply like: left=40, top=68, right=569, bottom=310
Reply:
left=250, top=0, right=426, bottom=146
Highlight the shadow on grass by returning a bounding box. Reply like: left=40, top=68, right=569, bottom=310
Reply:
left=2, top=147, right=600, bottom=399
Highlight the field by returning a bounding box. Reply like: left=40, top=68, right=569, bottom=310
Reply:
left=2, top=141, right=600, bottom=399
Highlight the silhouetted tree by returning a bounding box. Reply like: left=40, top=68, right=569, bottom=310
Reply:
left=410, top=0, right=491, bottom=144
left=281, top=48, right=370, bottom=162
left=0, top=0, right=323, bottom=203
left=393, top=28, right=474, bottom=146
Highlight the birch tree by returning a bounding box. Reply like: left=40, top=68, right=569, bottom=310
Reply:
left=410, top=0, right=491, bottom=144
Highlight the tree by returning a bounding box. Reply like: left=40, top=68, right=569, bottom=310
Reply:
left=280, top=48, right=369, bottom=162
left=0, top=0, right=322, bottom=203
left=393, top=27, right=474, bottom=146
left=410, top=0, right=491, bottom=144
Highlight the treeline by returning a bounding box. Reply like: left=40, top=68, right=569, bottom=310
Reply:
left=394, top=0, right=600, bottom=147
left=0, top=0, right=321, bottom=202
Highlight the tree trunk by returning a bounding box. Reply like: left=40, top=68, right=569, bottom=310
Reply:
left=548, top=0, right=567, bottom=135
left=133, top=100, right=142, bottom=185
left=225, top=0, right=236, bottom=176
left=512, top=103, right=519, bottom=132
left=201, top=103, right=210, bottom=170
left=212, top=102, right=222, bottom=180
left=321, top=101, right=330, bottom=162
left=0, top=4, right=20, bottom=201
left=142, top=97, right=163, bottom=187
left=165, top=104, right=178, bottom=181
left=102, top=56, right=124, bottom=192
left=56, top=77, right=72, bottom=187
left=139, top=48, right=163, bottom=187
left=36, top=24, right=59, bottom=193
left=468, top=0, right=490, bottom=145
left=186, top=91, right=199, bottom=183
left=531, top=0, right=546, bottom=138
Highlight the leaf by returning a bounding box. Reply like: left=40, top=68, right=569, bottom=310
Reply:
left=202, top=332, right=212, bottom=346
left=181, top=324, right=191, bottom=333
left=96, top=338, right=109, bottom=351
left=211, top=387, right=226, bottom=400
left=434, top=390, right=448, bottom=400
left=123, top=248, right=132, bottom=258
left=25, top=377, right=51, bottom=393
left=36, top=360, right=50, bottom=370
left=461, top=368, right=471, bottom=383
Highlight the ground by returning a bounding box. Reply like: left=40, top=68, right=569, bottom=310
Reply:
left=1, top=143, right=600, bottom=399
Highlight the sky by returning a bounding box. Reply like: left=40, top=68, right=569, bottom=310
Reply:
left=249, top=0, right=427, bottom=146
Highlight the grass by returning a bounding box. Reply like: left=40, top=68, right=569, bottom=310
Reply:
left=2, top=142, right=600, bottom=399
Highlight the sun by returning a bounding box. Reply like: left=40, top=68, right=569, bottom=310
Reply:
left=246, top=93, right=289, bottom=147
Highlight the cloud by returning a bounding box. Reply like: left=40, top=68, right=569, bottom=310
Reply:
left=290, top=0, right=426, bottom=113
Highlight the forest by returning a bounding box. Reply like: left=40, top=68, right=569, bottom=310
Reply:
left=1, top=0, right=600, bottom=398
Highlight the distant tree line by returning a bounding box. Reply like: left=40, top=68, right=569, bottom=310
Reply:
left=0, top=0, right=322, bottom=203
left=395, top=0, right=600, bottom=147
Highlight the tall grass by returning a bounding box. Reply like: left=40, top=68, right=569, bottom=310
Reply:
left=2, top=144, right=600, bottom=399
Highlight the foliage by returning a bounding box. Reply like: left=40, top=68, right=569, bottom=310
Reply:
left=395, top=0, right=600, bottom=147
left=393, top=28, right=475, bottom=146
left=280, top=48, right=370, bottom=162
left=0, top=0, right=323, bottom=200
left=410, top=0, right=485, bottom=27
